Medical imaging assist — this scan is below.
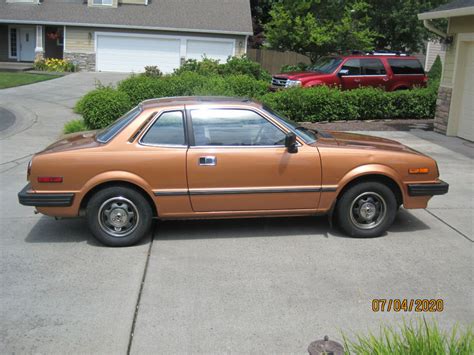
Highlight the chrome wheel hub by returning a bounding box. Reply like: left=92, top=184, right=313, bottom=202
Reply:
left=98, top=197, right=139, bottom=238
left=350, top=192, right=387, bottom=230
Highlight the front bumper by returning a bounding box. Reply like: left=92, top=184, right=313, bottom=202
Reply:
left=18, top=183, right=75, bottom=207
left=407, top=180, right=449, bottom=197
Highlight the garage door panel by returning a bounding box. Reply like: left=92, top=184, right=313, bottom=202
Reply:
left=97, top=35, right=181, bottom=73
left=187, top=40, right=234, bottom=63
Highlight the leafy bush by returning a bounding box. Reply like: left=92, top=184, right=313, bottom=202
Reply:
left=261, top=85, right=437, bottom=122
left=63, top=119, right=88, bottom=134
left=280, top=62, right=310, bottom=73
left=174, top=55, right=271, bottom=81
left=218, top=55, right=271, bottom=81
left=428, top=55, right=442, bottom=89
left=75, top=87, right=132, bottom=129
left=34, top=58, right=76, bottom=72
left=343, top=319, right=473, bottom=354
left=117, top=75, right=173, bottom=106
left=144, top=66, right=163, bottom=77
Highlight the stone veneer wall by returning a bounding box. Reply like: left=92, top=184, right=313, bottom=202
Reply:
left=433, top=86, right=452, bottom=134
left=64, top=52, right=96, bottom=71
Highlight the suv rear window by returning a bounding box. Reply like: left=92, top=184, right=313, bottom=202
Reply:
left=360, top=58, right=386, bottom=75
left=388, top=59, right=424, bottom=75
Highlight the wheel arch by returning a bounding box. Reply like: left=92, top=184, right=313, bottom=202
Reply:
left=79, top=173, right=158, bottom=217
left=335, top=166, right=404, bottom=206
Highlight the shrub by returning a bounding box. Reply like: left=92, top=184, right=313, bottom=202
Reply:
left=173, top=58, right=220, bottom=76
left=173, top=55, right=271, bottom=81
left=144, top=66, right=163, bottom=77
left=224, top=74, right=269, bottom=98
left=428, top=55, right=442, bottom=89
left=117, top=75, right=172, bottom=106
left=343, top=319, right=473, bottom=354
left=34, top=58, right=76, bottom=72
left=218, top=55, right=271, bottom=81
left=63, top=119, right=88, bottom=134
left=75, top=87, right=132, bottom=129
left=280, top=62, right=310, bottom=73
left=261, top=85, right=437, bottom=122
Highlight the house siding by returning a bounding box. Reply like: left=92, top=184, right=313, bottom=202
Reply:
left=434, top=15, right=474, bottom=135
left=65, top=26, right=247, bottom=56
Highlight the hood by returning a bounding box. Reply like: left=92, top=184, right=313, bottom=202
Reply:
left=330, top=131, right=422, bottom=154
left=273, top=71, right=331, bottom=81
left=38, top=131, right=101, bottom=154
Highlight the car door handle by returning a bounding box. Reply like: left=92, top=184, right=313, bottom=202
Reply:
left=382, top=77, right=389, bottom=82
left=199, top=156, right=217, bottom=166
left=353, top=79, right=361, bottom=83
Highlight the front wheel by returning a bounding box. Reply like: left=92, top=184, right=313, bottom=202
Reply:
left=86, top=186, right=153, bottom=247
left=336, top=181, right=397, bottom=238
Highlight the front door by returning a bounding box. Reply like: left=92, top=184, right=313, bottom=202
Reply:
left=19, top=27, right=35, bottom=62
left=186, top=108, right=322, bottom=212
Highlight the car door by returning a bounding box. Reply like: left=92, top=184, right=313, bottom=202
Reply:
left=338, top=59, right=362, bottom=89
left=359, top=58, right=390, bottom=89
left=186, top=107, right=322, bottom=212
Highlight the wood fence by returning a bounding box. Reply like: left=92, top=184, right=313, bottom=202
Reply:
left=247, top=48, right=311, bottom=74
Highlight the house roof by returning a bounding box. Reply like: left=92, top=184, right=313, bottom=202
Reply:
left=418, top=0, right=474, bottom=20
left=0, top=0, right=253, bottom=36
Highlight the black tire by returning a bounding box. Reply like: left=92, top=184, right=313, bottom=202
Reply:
left=336, top=181, right=397, bottom=238
left=86, top=186, right=153, bottom=247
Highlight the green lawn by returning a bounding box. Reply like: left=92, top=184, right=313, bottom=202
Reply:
left=0, top=71, right=61, bottom=89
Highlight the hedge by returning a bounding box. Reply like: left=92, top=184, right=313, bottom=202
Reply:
left=72, top=55, right=438, bottom=130
left=261, top=86, right=437, bottom=122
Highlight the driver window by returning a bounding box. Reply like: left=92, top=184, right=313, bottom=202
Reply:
left=191, top=109, right=286, bottom=146
left=341, top=59, right=361, bottom=75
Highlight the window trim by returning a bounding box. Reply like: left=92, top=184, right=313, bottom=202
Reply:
left=8, top=26, right=18, bottom=59
left=138, top=110, right=188, bottom=148
left=188, top=107, right=290, bottom=148
left=92, top=0, right=113, bottom=6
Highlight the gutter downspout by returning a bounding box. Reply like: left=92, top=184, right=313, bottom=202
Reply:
left=423, top=19, right=448, bottom=38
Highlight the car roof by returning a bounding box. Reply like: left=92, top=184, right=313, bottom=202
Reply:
left=141, top=96, right=261, bottom=110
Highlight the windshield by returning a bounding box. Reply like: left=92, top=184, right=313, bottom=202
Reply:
left=263, top=106, right=317, bottom=144
left=96, top=106, right=142, bottom=143
left=309, top=56, right=343, bottom=74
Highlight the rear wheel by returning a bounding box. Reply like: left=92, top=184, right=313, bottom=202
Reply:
left=336, top=181, right=397, bottom=238
left=86, top=186, right=153, bottom=247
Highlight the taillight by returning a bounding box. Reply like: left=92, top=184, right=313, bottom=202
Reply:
left=37, top=177, right=63, bottom=183
left=27, top=160, right=32, bottom=179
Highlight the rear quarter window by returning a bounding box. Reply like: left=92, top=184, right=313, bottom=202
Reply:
left=388, top=59, right=425, bottom=75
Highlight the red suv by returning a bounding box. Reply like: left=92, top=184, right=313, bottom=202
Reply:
left=271, top=51, right=428, bottom=91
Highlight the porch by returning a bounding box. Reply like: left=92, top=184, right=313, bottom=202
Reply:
left=0, top=61, right=34, bottom=72
left=0, top=24, right=64, bottom=63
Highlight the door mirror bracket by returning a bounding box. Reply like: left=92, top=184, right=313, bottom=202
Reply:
left=285, top=132, right=298, bottom=153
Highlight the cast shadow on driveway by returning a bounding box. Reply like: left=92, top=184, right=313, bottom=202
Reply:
left=154, top=208, right=430, bottom=241
left=24, top=208, right=429, bottom=245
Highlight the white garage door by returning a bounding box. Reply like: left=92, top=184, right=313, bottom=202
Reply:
left=96, top=34, right=181, bottom=73
left=187, top=39, right=234, bottom=63
left=457, top=42, right=474, bottom=141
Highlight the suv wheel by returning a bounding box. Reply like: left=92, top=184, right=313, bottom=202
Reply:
left=336, top=181, right=397, bottom=238
left=86, top=186, right=153, bottom=247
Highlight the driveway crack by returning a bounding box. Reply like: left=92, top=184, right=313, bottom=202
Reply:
left=425, top=209, right=473, bottom=242
left=126, top=223, right=156, bottom=355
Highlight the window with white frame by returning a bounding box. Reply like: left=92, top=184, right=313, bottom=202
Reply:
left=92, top=0, right=113, bottom=5
left=9, top=28, right=17, bottom=58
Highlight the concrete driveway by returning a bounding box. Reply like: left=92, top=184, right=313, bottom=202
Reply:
left=1, top=75, right=473, bottom=353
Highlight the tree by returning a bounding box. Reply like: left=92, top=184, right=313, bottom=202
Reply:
left=263, top=0, right=377, bottom=61
left=366, top=0, right=449, bottom=53
left=261, top=0, right=450, bottom=59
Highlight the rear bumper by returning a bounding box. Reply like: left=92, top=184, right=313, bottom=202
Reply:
left=18, top=183, right=75, bottom=207
left=407, top=180, right=449, bottom=197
